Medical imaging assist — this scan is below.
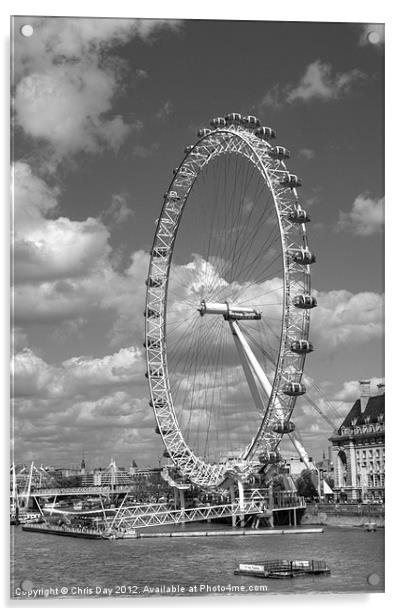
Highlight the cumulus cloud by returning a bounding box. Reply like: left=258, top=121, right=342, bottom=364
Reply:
left=333, top=378, right=385, bottom=402
left=298, top=148, right=315, bottom=160
left=12, top=392, right=157, bottom=467
left=286, top=61, right=365, bottom=103
left=155, top=100, right=173, bottom=120
left=101, top=193, right=133, bottom=228
left=261, top=60, right=365, bottom=108
left=13, top=162, right=111, bottom=285
left=132, top=142, right=160, bottom=158
left=13, top=17, right=180, bottom=166
left=12, top=346, right=144, bottom=399
left=337, top=193, right=384, bottom=235
left=12, top=161, right=59, bottom=230
left=311, top=289, right=384, bottom=348
left=12, top=162, right=148, bottom=343
left=11, top=327, right=28, bottom=353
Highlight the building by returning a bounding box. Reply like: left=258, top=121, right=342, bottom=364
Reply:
left=329, top=380, right=385, bottom=502
left=282, top=457, right=305, bottom=477
left=81, top=459, right=134, bottom=487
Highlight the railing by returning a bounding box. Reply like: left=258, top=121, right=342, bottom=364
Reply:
left=113, top=500, right=263, bottom=531
left=313, top=503, right=384, bottom=517
left=27, top=485, right=135, bottom=497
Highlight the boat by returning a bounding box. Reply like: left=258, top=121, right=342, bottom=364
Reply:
left=18, top=512, right=43, bottom=524
left=22, top=522, right=103, bottom=539
left=234, top=559, right=330, bottom=579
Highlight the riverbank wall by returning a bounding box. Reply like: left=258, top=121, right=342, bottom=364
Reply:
left=301, top=504, right=385, bottom=528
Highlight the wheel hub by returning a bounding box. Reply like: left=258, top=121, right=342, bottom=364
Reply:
left=198, top=300, right=262, bottom=320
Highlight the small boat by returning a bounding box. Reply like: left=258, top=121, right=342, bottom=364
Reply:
left=18, top=512, right=43, bottom=524
left=234, top=559, right=330, bottom=579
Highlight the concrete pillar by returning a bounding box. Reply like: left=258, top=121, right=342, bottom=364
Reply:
left=345, top=442, right=357, bottom=487
left=238, top=480, right=245, bottom=527
left=229, top=483, right=236, bottom=527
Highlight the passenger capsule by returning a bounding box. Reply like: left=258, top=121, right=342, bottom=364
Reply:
left=149, top=398, right=166, bottom=408
left=197, top=128, right=212, bottom=138
left=210, top=117, right=226, bottom=128
left=162, top=449, right=171, bottom=458
left=151, top=247, right=168, bottom=258
left=155, top=425, right=169, bottom=435
left=290, top=340, right=314, bottom=354
left=146, top=276, right=163, bottom=287
left=241, top=115, right=261, bottom=128
left=143, top=308, right=160, bottom=318
left=145, top=368, right=163, bottom=379
left=184, top=145, right=194, bottom=153
left=282, top=382, right=306, bottom=396
left=272, top=420, right=295, bottom=434
left=172, top=167, right=179, bottom=175
left=164, top=190, right=180, bottom=201
left=288, top=248, right=316, bottom=265
left=269, top=146, right=290, bottom=160
left=255, top=126, right=277, bottom=140
left=259, top=451, right=281, bottom=464
left=280, top=173, right=302, bottom=188
left=225, top=112, right=242, bottom=125
left=293, top=295, right=318, bottom=309
left=288, top=208, right=311, bottom=224
left=143, top=338, right=160, bottom=349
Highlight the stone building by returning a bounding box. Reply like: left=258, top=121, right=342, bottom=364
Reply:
left=329, top=380, right=385, bottom=502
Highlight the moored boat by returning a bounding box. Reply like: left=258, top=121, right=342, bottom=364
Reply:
left=234, top=559, right=330, bottom=578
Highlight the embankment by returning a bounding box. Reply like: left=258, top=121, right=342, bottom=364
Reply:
left=301, top=503, right=384, bottom=528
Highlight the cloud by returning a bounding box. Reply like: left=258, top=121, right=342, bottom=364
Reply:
left=12, top=391, right=157, bottom=467
left=13, top=17, right=181, bottom=167
left=311, top=289, right=384, bottom=348
left=155, top=100, right=173, bottom=120
left=12, top=346, right=144, bottom=399
left=12, top=161, right=59, bottom=230
left=12, top=162, right=148, bottom=344
left=333, top=378, right=385, bottom=402
left=12, top=327, right=28, bottom=353
left=337, top=193, right=384, bottom=235
left=101, top=193, right=133, bottom=228
left=358, top=24, right=384, bottom=47
left=298, top=148, right=315, bottom=160
left=286, top=61, right=365, bottom=103
left=132, top=142, right=160, bottom=158
left=13, top=162, right=111, bottom=285
left=261, top=60, right=366, bottom=108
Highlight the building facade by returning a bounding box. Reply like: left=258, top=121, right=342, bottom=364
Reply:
left=329, top=380, right=385, bottom=502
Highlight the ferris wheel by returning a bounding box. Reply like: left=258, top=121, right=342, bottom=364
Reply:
left=145, top=113, right=316, bottom=488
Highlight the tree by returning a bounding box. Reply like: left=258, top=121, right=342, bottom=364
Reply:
left=296, top=469, right=319, bottom=498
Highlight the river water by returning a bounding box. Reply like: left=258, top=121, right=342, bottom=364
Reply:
left=10, top=524, right=384, bottom=600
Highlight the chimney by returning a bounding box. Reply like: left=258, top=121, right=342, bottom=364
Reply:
left=359, top=379, right=371, bottom=413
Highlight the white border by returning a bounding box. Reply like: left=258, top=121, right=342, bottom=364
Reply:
left=2, top=1, right=397, bottom=614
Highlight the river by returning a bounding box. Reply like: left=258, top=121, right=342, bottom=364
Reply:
left=10, top=524, right=384, bottom=599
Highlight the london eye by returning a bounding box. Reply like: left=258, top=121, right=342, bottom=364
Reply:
left=145, top=113, right=316, bottom=488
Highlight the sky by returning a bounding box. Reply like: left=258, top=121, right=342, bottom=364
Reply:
left=10, top=16, right=385, bottom=471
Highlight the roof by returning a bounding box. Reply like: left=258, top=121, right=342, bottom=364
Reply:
left=338, top=393, right=385, bottom=432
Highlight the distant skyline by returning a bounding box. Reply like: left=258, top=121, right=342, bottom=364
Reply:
left=11, top=17, right=384, bottom=468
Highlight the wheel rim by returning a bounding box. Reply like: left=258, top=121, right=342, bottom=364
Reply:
left=145, top=120, right=313, bottom=488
